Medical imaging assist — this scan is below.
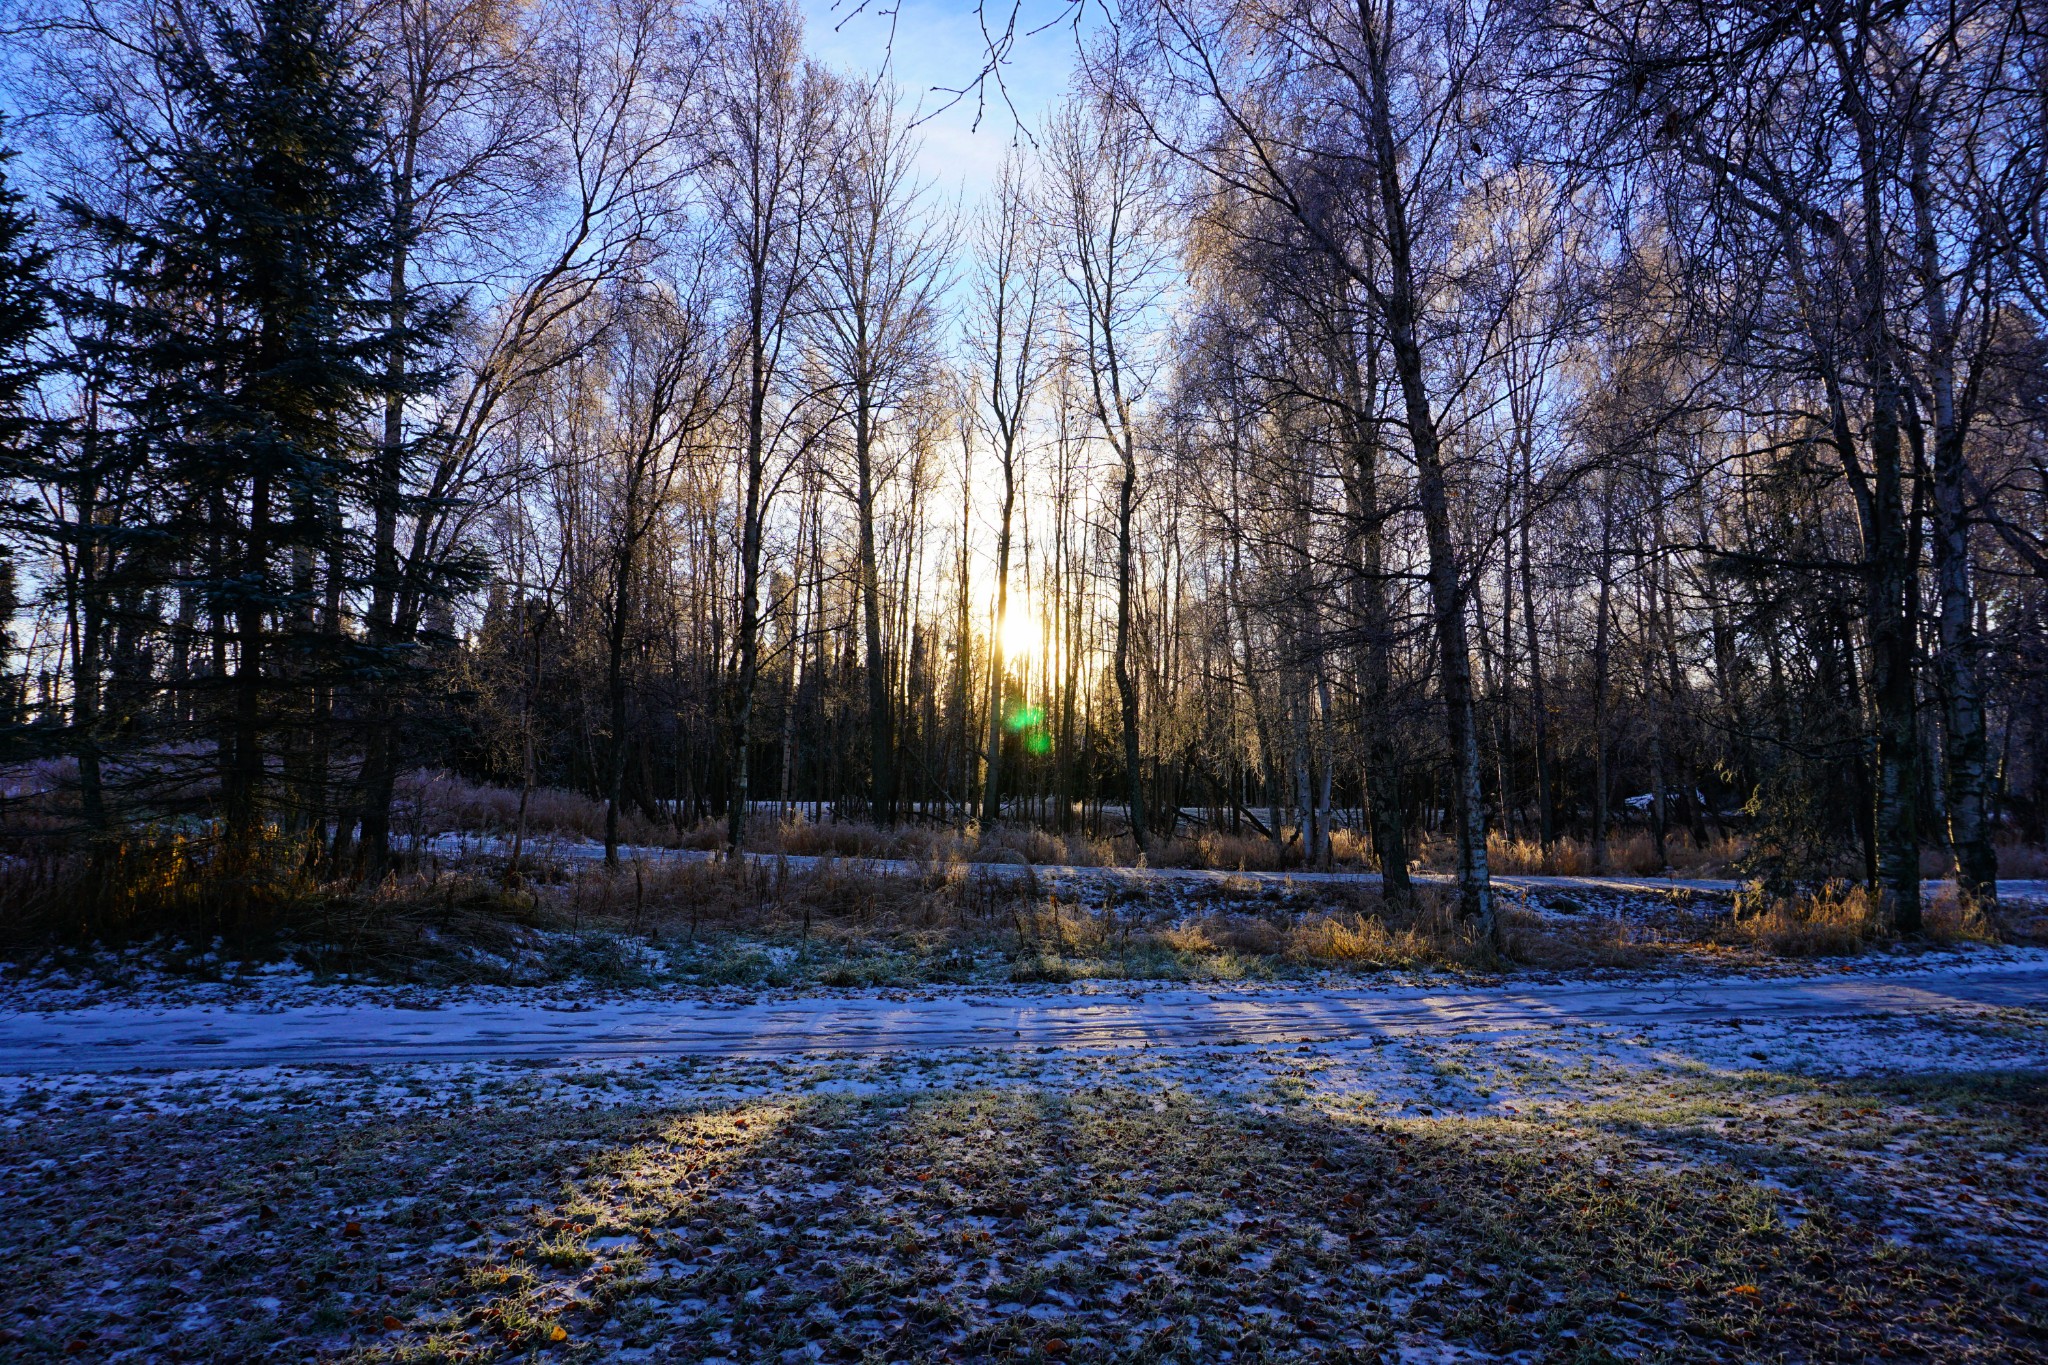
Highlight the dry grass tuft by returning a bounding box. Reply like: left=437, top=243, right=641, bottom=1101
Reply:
left=397, top=770, right=679, bottom=847
left=1994, top=842, right=2048, bottom=879
left=1468, top=830, right=1746, bottom=877
left=1722, top=883, right=1884, bottom=956
left=0, top=824, right=329, bottom=943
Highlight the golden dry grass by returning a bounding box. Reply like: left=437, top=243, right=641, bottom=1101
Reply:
left=1457, top=830, right=1746, bottom=878
left=1717, top=881, right=2003, bottom=957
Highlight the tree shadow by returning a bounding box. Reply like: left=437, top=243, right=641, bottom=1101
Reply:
left=383, top=1079, right=2048, bottom=1362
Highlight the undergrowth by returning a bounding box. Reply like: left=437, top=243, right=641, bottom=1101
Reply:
left=1, top=816, right=2037, bottom=989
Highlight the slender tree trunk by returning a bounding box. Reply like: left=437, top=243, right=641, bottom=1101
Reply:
left=359, top=202, right=411, bottom=881
left=1518, top=462, right=1555, bottom=849
left=1910, top=117, right=1996, bottom=911
left=1592, top=513, right=1614, bottom=872
left=727, top=325, right=770, bottom=851
left=1114, top=439, right=1147, bottom=851
left=69, top=436, right=106, bottom=834
left=1336, top=313, right=1412, bottom=906
left=227, top=471, right=271, bottom=851
left=1359, top=11, right=1488, bottom=928
left=981, top=453, right=1017, bottom=826
left=603, top=484, right=638, bottom=868
left=854, top=401, right=895, bottom=825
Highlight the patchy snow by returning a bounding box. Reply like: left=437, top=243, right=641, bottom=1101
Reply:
left=1, top=954, right=2040, bottom=1114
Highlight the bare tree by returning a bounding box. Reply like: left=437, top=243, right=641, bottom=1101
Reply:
left=1044, top=82, right=1173, bottom=853
left=700, top=0, right=834, bottom=849
left=809, top=76, right=948, bottom=826
left=969, top=151, right=1046, bottom=827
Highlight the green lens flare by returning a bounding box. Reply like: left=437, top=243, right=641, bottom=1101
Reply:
left=1005, top=705, right=1045, bottom=732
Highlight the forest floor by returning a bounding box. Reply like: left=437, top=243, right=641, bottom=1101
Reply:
left=412, top=830, right=2048, bottom=906
left=2, top=925, right=2046, bottom=1362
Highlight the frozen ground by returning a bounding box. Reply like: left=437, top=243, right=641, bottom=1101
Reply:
left=4, top=941, right=2045, bottom=1360
left=1, top=950, right=2045, bottom=1074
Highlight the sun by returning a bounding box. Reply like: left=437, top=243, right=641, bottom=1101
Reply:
left=998, top=599, right=1042, bottom=663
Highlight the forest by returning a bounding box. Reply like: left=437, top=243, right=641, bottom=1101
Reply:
left=0, top=0, right=2045, bottom=943
left=5, top=5, right=2048, bottom=1362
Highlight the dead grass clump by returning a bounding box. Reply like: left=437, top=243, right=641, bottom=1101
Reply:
left=1329, top=827, right=1376, bottom=868
left=550, top=852, right=1018, bottom=947
left=1281, top=888, right=1499, bottom=970
left=973, top=823, right=1112, bottom=867
left=1919, top=888, right=2006, bottom=946
left=1476, top=830, right=1746, bottom=877
left=763, top=819, right=906, bottom=860
left=1724, top=882, right=1882, bottom=956
left=0, top=824, right=328, bottom=944
left=1994, top=841, right=2048, bottom=879
left=1188, top=915, right=1285, bottom=956
left=1283, top=912, right=1410, bottom=963
left=1724, top=880, right=2016, bottom=957
left=1496, top=901, right=1682, bottom=969
left=1178, top=829, right=1296, bottom=871
left=397, top=770, right=677, bottom=846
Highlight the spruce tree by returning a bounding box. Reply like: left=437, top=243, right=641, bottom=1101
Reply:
left=0, top=122, right=51, bottom=741
left=66, top=0, right=428, bottom=857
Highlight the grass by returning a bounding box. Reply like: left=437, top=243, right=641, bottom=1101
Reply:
left=16, top=839, right=2043, bottom=994
left=1719, top=881, right=2009, bottom=957
left=3, top=1065, right=2041, bottom=1363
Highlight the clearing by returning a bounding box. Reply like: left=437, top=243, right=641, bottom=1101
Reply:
left=3, top=870, right=2045, bottom=1363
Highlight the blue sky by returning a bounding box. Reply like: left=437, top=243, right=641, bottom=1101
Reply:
left=798, top=0, right=1082, bottom=210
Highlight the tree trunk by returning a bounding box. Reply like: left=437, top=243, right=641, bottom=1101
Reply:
left=1910, top=115, right=1996, bottom=911
left=1365, top=43, right=1489, bottom=929
left=1518, top=439, right=1555, bottom=849
left=1114, top=439, right=1147, bottom=851
left=854, top=401, right=895, bottom=825
left=981, top=452, right=1017, bottom=826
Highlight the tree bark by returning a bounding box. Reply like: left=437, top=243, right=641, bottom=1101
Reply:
left=1362, top=19, right=1489, bottom=928
left=1910, top=113, right=1996, bottom=911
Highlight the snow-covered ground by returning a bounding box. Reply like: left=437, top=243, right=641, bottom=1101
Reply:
left=6, top=850, right=2045, bottom=1361
left=4, top=942, right=2043, bottom=1362
left=1, top=949, right=2045, bottom=1076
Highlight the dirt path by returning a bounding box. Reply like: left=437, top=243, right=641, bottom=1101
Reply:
left=2, top=957, right=2042, bottom=1074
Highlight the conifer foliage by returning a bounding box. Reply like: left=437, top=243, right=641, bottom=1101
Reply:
left=47, top=0, right=448, bottom=860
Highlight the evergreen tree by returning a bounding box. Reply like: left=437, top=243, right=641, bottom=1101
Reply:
left=65, top=0, right=432, bottom=854
left=0, top=121, right=52, bottom=740
left=0, top=124, right=46, bottom=442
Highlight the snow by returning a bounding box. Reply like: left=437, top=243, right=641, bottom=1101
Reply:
left=0, top=952, right=2040, bottom=1123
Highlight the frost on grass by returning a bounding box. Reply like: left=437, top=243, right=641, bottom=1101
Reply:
left=3, top=1020, right=2045, bottom=1363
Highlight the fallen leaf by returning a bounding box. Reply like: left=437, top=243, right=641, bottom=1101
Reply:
left=344, top=1221, right=364, bottom=1238
left=382, top=1316, right=402, bottom=1330
left=1729, top=1284, right=1760, bottom=1296
left=547, top=1324, right=568, bottom=1342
